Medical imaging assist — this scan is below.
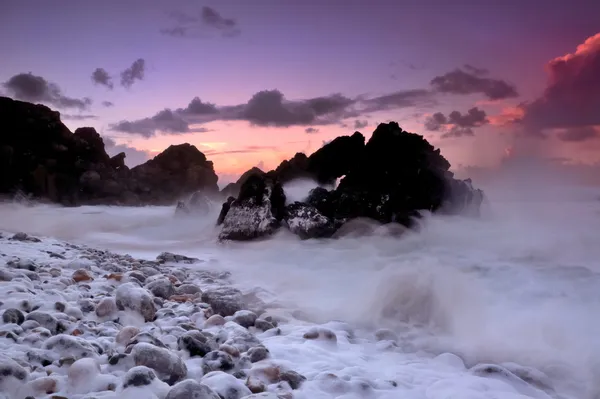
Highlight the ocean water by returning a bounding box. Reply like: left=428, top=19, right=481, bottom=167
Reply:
left=1, top=176, right=600, bottom=399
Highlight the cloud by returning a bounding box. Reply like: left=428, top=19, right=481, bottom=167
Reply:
left=103, top=136, right=151, bottom=167
left=519, top=32, right=600, bottom=137
left=441, top=126, right=475, bottom=139
left=91, top=68, right=113, bottom=89
left=430, top=67, right=518, bottom=100
left=111, top=108, right=200, bottom=138
left=556, top=126, right=600, bottom=142
left=178, top=96, right=218, bottom=115
left=110, top=86, right=441, bottom=137
left=237, top=90, right=355, bottom=127
left=120, top=59, right=145, bottom=88
left=3, top=72, right=91, bottom=110
left=363, top=89, right=435, bottom=112
left=161, top=6, right=240, bottom=38
left=424, top=107, right=488, bottom=139
left=305, top=127, right=319, bottom=133
left=62, top=114, right=98, bottom=121
left=102, top=101, right=114, bottom=107
left=354, top=119, right=368, bottom=129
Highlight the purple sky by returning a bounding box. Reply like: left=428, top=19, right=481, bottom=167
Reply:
left=2, top=0, right=600, bottom=184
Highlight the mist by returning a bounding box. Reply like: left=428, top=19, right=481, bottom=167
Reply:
left=1, top=163, right=599, bottom=398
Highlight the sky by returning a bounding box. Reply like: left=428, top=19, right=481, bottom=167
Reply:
left=1, top=0, right=600, bottom=186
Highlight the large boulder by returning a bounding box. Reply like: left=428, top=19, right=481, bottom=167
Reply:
left=218, top=174, right=286, bottom=241
left=220, top=167, right=265, bottom=198
left=283, top=202, right=337, bottom=239
left=131, top=143, right=219, bottom=204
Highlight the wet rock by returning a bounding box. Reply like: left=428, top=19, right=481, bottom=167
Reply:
left=72, top=269, right=93, bottom=282
left=303, top=327, right=337, bottom=342
left=280, top=370, right=306, bottom=390
left=166, top=379, right=220, bottom=399
left=218, top=174, right=286, bottom=241
left=178, top=331, right=212, bottom=358
left=176, top=283, right=202, bottom=296
left=54, top=302, right=66, bottom=313
left=131, top=342, right=187, bottom=385
left=245, top=376, right=266, bottom=394
left=122, top=365, right=157, bottom=388
left=205, top=314, right=226, bottom=327
left=25, top=311, right=59, bottom=334
left=43, top=334, right=98, bottom=359
left=115, top=283, right=156, bottom=322
left=145, top=278, right=176, bottom=299
left=253, top=320, right=274, bottom=332
left=9, top=232, right=41, bottom=242
left=232, top=310, right=257, bottom=328
left=247, top=346, right=269, bottom=363
left=202, top=371, right=252, bottom=399
left=202, top=287, right=244, bottom=317
left=283, top=202, right=337, bottom=239
left=95, top=297, right=118, bottom=318
left=202, top=350, right=235, bottom=373
left=78, top=298, right=95, bottom=313
left=157, top=252, right=200, bottom=264
left=2, top=308, right=25, bottom=325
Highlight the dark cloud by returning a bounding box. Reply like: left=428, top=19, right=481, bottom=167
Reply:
left=3, top=72, right=91, bottom=110
left=103, top=136, right=150, bottom=167
left=424, top=112, right=447, bottom=131
left=109, top=88, right=435, bottom=137
left=111, top=109, right=191, bottom=138
left=520, top=33, right=600, bottom=135
left=448, top=107, right=488, bottom=127
left=430, top=67, right=518, bottom=100
left=102, top=101, right=114, bottom=107
left=237, top=90, right=355, bottom=127
left=161, top=6, right=240, bottom=38
left=120, top=59, right=145, bottom=88
left=425, top=107, right=488, bottom=139
left=441, top=126, right=474, bottom=139
left=91, top=68, right=113, bottom=89
left=178, top=96, right=219, bottom=115
left=362, top=89, right=435, bottom=112
left=305, top=127, right=319, bottom=133
left=354, top=120, right=368, bottom=129
left=62, top=114, right=98, bottom=121
left=556, top=127, right=599, bottom=142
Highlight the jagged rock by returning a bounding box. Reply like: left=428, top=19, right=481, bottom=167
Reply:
left=220, top=167, right=265, bottom=198
left=218, top=174, right=285, bottom=241
left=0, top=96, right=219, bottom=206
left=216, top=196, right=235, bottom=226
left=283, top=202, right=337, bottom=239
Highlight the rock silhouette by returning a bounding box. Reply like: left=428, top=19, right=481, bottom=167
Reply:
left=0, top=96, right=218, bottom=205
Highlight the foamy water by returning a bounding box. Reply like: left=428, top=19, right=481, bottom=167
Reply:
left=2, top=178, right=600, bottom=399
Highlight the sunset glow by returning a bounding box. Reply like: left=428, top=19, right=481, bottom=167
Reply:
left=1, top=1, right=599, bottom=184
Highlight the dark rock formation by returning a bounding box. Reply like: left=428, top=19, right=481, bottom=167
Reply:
left=218, top=174, right=286, bottom=241
left=131, top=143, right=218, bottom=204
left=217, top=122, right=484, bottom=240
left=265, top=132, right=365, bottom=185
left=220, top=167, right=265, bottom=198
left=0, top=96, right=219, bottom=206
left=283, top=202, right=337, bottom=239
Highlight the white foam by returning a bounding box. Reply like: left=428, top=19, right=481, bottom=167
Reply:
left=1, top=179, right=600, bottom=399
